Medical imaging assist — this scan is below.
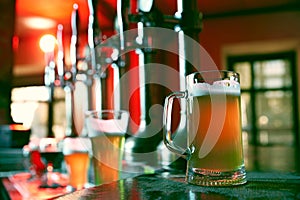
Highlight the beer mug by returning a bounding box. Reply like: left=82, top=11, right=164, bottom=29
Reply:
left=163, top=70, right=247, bottom=186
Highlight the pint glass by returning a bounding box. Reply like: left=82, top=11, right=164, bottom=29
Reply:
left=63, top=137, right=91, bottom=190
left=85, top=110, right=129, bottom=185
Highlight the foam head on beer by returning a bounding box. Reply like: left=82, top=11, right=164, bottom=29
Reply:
left=189, top=80, right=240, bottom=96
left=86, top=113, right=129, bottom=138
left=63, top=137, right=91, bottom=155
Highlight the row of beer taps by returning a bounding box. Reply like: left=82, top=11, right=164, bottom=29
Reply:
left=44, top=0, right=203, bottom=156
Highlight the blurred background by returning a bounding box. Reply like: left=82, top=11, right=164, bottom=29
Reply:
left=0, top=0, right=300, bottom=173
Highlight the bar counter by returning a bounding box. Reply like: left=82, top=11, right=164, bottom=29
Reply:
left=53, top=171, right=300, bottom=199
left=1, top=169, right=300, bottom=199
left=1, top=145, right=300, bottom=199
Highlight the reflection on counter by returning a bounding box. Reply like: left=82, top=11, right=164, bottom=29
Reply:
left=53, top=172, right=300, bottom=199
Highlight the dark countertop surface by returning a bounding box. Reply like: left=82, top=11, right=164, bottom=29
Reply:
left=55, top=171, right=300, bottom=200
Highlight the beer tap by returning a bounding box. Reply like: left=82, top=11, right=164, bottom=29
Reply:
left=88, top=0, right=125, bottom=112
left=116, top=0, right=127, bottom=52
left=56, top=24, right=64, bottom=87
left=44, top=57, right=55, bottom=138
left=116, top=0, right=173, bottom=162
left=112, top=0, right=202, bottom=168
left=70, top=4, right=79, bottom=84
left=87, top=0, right=100, bottom=71
left=87, top=0, right=103, bottom=111
left=56, top=23, right=74, bottom=138
left=55, top=3, right=96, bottom=138
left=42, top=34, right=56, bottom=138
left=88, top=0, right=126, bottom=112
left=133, top=0, right=163, bottom=149
left=61, top=4, right=80, bottom=137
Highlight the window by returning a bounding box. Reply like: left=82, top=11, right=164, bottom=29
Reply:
left=227, top=51, right=299, bottom=172
left=11, top=86, right=66, bottom=139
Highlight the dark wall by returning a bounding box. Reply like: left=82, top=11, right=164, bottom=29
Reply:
left=200, top=10, right=300, bottom=67
left=0, top=0, right=15, bottom=124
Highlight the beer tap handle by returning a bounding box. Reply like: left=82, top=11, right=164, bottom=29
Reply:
left=88, top=0, right=102, bottom=44
left=56, top=24, right=65, bottom=86
left=70, top=3, right=79, bottom=82
left=138, top=0, right=154, bottom=13
left=116, top=0, right=128, bottom=51
left=87, top=0, right=102, bottom=71
left=63, top=4, right=80, bottom=138
left=115, top=0, right=129, bottom=67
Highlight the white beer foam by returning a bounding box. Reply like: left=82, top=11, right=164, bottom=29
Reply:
left=189, top=80, right=240, bottom=96
left=63, top=137, right=91, bottom=155
left=86, top=118, right=127, bottom=138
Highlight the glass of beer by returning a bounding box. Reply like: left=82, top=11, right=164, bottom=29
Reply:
left=85, top=110, right=129, bottom=185
left=63, top=137, right=91, bottom=191
left=163, top=70, right=247, bottom=186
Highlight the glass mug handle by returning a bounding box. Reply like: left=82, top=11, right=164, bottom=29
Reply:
left=163, top=91, right=188, bottom=159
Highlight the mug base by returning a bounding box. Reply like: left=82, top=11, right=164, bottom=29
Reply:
left=187, top=165, right=247, bottom=186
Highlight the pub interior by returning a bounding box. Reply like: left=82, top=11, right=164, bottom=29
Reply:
left=1, top=0, right=300, bottom=199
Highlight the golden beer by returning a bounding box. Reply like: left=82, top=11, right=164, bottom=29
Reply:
left=188, top=91, right=244, bottom=171
left=64, top=152, right=90, bottom=190
left=91, top=133, right=125, bottom=185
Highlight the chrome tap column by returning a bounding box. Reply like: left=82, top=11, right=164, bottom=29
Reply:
left=111, top=0, right=202, bottom=168
left=55, top=3, right=98, bottom=137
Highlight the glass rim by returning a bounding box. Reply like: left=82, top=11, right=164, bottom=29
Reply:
left=187, top=70, right=240, bottom=83
left=187, top=70, right=239, bottom=76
